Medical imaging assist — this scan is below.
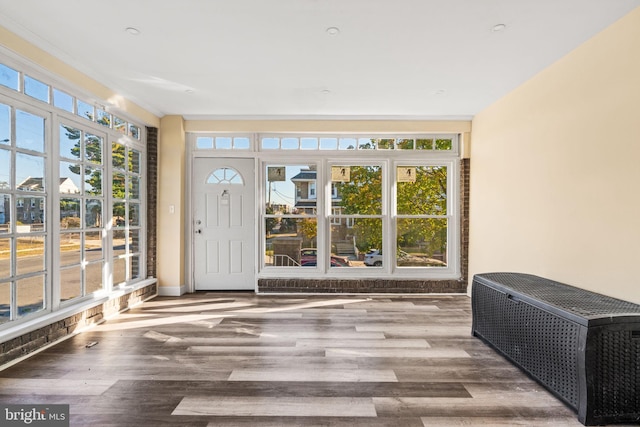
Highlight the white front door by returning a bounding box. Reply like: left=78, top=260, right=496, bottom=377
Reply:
left=193, top=158, right=255, bottom=290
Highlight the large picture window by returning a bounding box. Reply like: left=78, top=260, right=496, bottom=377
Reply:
left=58, top=123, right=105, bottom=301
left=395, top=164, right=450, bottom=268
left=252, top=134, right=460, bottom=278
left=112, top=141, right=143, bottom=285
left=330, top=164, right=383, bottom=268
left=0, top=101, right=48, bottom=323
left=0, top=58, right=146, bottom=330
left=264, top=164, right=318, bottom=267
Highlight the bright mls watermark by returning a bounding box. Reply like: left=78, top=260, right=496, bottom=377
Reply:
left=1, top=405, right=69, bottom=426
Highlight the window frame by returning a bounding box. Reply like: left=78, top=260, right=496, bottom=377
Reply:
left=110, top=136, right=146, bottom=287
left=261, top=160, right=322, bottom=270
left=392, top=159, right=459, bottom=275
left=188, top=131, right=461, bottom=282
left=0, top=53, right=148, bottom=331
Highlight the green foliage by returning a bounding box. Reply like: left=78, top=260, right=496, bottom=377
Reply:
left=298, top=218, right=317, bottom=243
left=112, top=142, right=126, bottom=170
left=397, top=166, right=448, bottom=256
left=352, top=218, right=382, bottom=252
left=337, top=166, right=382, bottom=250
left=338, top=165, right=448, bottom=255
left=63, top=126, right=103, bottom=196
left=265, top=205, right=277, bottom=236
left=397, top=166, right=447, bottom=215
left=337, top=166, right=382, bottom=215
left=60, top=128, right=135, bottom=226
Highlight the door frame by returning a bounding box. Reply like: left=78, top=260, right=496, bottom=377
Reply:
left=185, top=151, right=259, bottom=293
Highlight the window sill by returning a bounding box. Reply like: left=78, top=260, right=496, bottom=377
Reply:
left=0, top=278, right=157, bottom=344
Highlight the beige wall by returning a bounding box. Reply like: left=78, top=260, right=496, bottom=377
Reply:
left=185, top=120, right=471, bottom=134
left=157, top=116, right=186, bottom=294
left=469, top=8, right=640, bottom=303
left=0, top=26, right=159, bottom=128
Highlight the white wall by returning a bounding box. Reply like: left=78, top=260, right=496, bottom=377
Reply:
left=470, top=7, right=640, bottom=303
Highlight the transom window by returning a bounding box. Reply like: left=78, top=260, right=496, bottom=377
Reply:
left=260, top=135, right=456, bottom=152
left=207, top=168, right=244, bottom=185
left=0, top=63, right=141, bottom=140
left=193, top=133, right=457, bottom=154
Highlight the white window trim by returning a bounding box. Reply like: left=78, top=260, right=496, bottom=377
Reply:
left=0, top=50, right=148, bottom=332
left=185, top=133, right=461, bottom=283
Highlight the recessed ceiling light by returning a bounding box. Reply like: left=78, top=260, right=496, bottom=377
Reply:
left=125, top=27, right=140, bottom=35
left=185, top=89, right=194, bottom=94
left=491, top=24, right=507, bottom=33
left=321, top=89, right=331, bottom=95
left=326, top=27, right=340, bottom=36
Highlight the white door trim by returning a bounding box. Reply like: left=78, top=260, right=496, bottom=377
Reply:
left=187, top=154, right=258, bottom=292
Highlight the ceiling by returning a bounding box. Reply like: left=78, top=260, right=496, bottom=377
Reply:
left=0, top=0, right=638, bottom=120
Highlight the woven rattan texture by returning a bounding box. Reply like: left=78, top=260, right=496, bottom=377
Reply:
left=592, top=328, right=640, bottom=419
left=477, top=272, right=640, bottom=318
left=472, top=283, right=580, bottom=407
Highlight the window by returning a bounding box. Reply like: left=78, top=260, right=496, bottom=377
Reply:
left=255, top=134, right=460, bottom=278
left=112, top=142, right=143, bottom=285
left=396, top=164, right=451, bottom=268
left=0, top=64, right=19, bottom=91
left=196, top=135, right=251, bottom=150
left=330, top=165, right=383, bottom=268
left=53, top=89, right=74, bottom=113
left=257, top=134, right=457, bottom=153
left=0, top=101, right=48, bottom=323
left=59, top=123, right=105, bottom=301
left=207, top=168, right=244, bottom=185
left=24, top=75, right=50, bottom=103
left=0, top=58, right=146, bottom=329
left=264, top=165, right=318, bottom=267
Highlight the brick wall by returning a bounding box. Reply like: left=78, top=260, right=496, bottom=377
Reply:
left=460, top=158, right=470, bottom=281
left=258, top=278, right=467, bottom=293
left=0, top=283, right=156, bottom=367
left=146, top=127, right=158, bottom=278
left=259, top=159, right=471, bottom=293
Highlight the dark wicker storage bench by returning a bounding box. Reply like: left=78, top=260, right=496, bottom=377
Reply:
left=471, top=272, right=640, bottom=425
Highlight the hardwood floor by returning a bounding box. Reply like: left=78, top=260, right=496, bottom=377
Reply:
left=0, top=293, right=634, bottom=426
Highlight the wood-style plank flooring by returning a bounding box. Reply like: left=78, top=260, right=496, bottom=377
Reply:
left=0, top=293, right=634, bottom=426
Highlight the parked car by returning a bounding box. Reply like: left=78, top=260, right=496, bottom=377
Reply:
left=364, top=249, right=382, bottom=266
left=300, top=248, right=351, bottom=266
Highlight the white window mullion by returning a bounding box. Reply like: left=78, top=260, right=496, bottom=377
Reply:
left=382, top=159, right=392, bottom=274
left=50, top=113, right=62, bottom=311
left=104, top=138, right=114, bottom=292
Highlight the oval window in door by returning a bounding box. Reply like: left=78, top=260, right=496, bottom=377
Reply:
left=206, top=167, right=244, bottom=185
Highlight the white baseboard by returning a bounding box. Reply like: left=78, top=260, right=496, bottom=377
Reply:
left=157, top=285, right=188, bottom=296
